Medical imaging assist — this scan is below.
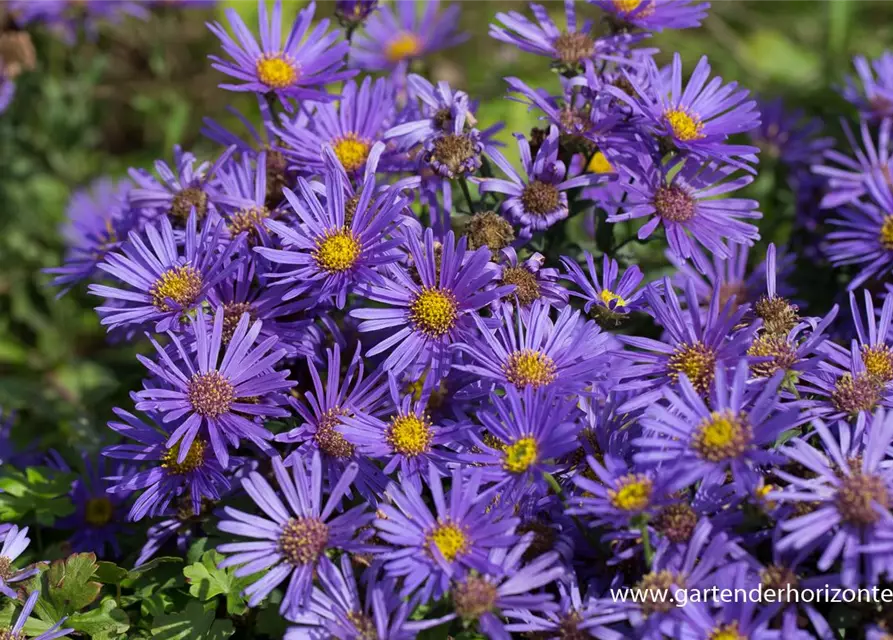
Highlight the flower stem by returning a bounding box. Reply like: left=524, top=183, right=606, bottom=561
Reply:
left=459, top=177, right=477, bottom=215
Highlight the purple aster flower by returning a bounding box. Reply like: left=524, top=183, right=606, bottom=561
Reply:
left=56, top=455, right=130, bottom=558
left=88, top=212, right=242, bottom=332
left=479, top=126, right=603, bottom=232
left=134, top=308, right=293, bottom=467
left=825, top=167, right=893, bottom=290
left=422, top=115, right=484, bottom=181
left=0, top=525, right=39, bottom=598
left=10, top=0, right=147, bottom=42
left=256, top=146, right=407, bottom=308
left=335, top=1, right=379, bottom=31
left=285, top=554, right=424, bottom=640
left=769, top=409, right=893, bottom=586
left=591, top=0, right=709, bottom=32
left=207, top=0, right=353, bottom=102
left=461, top=386, right=581, bottom=497
left=385, top=73, right=472, bottom=150
left=104, top=408, right=230, bottom=521
left=637, top=360, right=793, bottom=494
left=490, top=248, right=568, bottom=312
left=750, top=98, right=832, bottom=166
left=277, top=77, right=394, bottom=176
left=608, top=53, right=760, bottom=169
left=350, top=0, right=467, bottom=72
left=842, top=52, right=893, bottom=120
left=561, top=252, right=645, bottom=323
left=434, top=536, right=565, bottom=640
left=812, top=118, right=893, bottom=209
left=339, top=374, right=459, bottom=489
left=374, top=465, right=518, bottom=602
left=128, top=145, right=233, bottom=226
left=746, top=306, right=838, bottom=382
left=1, top=590, right=72, bottom=640
left=214, top=151, right=281, bottom=244
left=46, top=177, right=136, bottom=293
left=217, top=453, right=372, bottom=617
left=608, top=153, right=761, bottom=270
left=836, top=290, right=893, bottom=386
left=491, top=1, right=639, bottom=71
left=616, top=277, right=757, bottom=412
left=351, top=228, right=511, bottom=378
left=275, top=343, right=389, bottom=501
left=456, top=301, right=611, bottom=393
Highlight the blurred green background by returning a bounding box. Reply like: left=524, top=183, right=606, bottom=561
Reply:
left=0, top=0, right=889, bottom=449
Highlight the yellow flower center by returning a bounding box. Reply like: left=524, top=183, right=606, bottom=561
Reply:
left=161, top=438, right=207, bottom=475
left=664, top=108, right=705, bottom=141
left=188, top=371, right=235, bottom=418
left=863, top=344, right=893, bottom=383
left=586, top=151, right=614, bottom=174
left=609, top=474, right=652, bottom=511
left=503, top=349, right=557, bottom=388
left=386, top=31, right=422, bottom=62
left=314, top=228, right=362, bottom=273
left=667, top=341, right=716, bottom=393
left=428, top=521, right=469, bottom=562
left=84, top=497, right=114, bottom=526
left=600, top=288, right=629, bottom=308
left=410, top=288, right=459, bottom=337
left=333, top=133, right=372, bottom=173
left=881, top=215, right=893, bottom=250
left=228, top=206, right=270, bottom=241
left=503, top=437, right=538, bottom=473
left=612, top=0, right=655, bottom=14
left=150, top=265, right=203, bottom=312
left=256, top=54, right=299, bottom=89
left=709, top=623, right=744, bottom=640
left=387, top=412, right=433, bottom=457
left=692, top=410, right=752, bottom=462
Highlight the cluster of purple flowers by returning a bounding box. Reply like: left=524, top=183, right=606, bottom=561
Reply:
left=19, top=0, right=893, bottom=638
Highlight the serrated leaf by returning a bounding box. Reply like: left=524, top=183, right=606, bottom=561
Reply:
left=67, top=597, right=130, bottom=640
left=183, top=550, right=255, bottom=616
left=150, top=601, right=234, bottom=640
left=35, top=552, right=102, bottom=620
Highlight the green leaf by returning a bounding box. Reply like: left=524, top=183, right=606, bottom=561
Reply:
left=35, top=552, right=102, bottom=620
left=95, top=561, right=129, bottom=585
left=0, top=466, right=75, bottom=525
left=183, top=550, right=255, bottom=616
left=150, top=601, right=234, bottom=640
left=67, top=597, right=130, bottom=640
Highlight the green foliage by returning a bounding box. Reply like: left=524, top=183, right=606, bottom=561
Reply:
left=0, top=466, right=74, bottom=526
left=150, top=601, right=235, bottom=640
left=34, top=552, right=103, bottom=620
left=183, top=550, right=256, bottom=616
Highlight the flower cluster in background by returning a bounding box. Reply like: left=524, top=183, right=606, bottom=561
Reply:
left=2, top=0, right=893, bottom=638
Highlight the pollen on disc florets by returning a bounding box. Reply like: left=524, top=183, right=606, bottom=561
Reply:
left=880, top=214, right=893, bottom=250
left=708, top=622, right=744, bottom=640
left=162, top=438, right=207, bottom=475
left=635, top=570, right=680, bottom=616
left=385, top=31, right=421, bottom=62
left=344, top=194, right=362, bottom=227
left=170, top=187, right=209, bottom=224
left=553, top=31, right=595, bottom=66
left=667, top=341, right=717, bottom=393
left=501, top=267, right=542, bottom=307
left=653, top=502, right=698, bottom=543
left=279, top=517, right=330, bottom=565
left=503, top=437, right=539, bottom=474
left=345, top=611, right=377, bottom=640
left=314, top=227, right=362, bottom=273
left=150, top=265, right=203, bottom=313
left=84, top=497, right=114, bottom=526
left=0, top=628, right=25, bottom=640
left=256, top=53, right=299, bottom=89
left=0, top=557, right=13, bottom=581
left=692, top=410, right=753, bottom=462
left=587, top=150, right=614, bottom=174
left=521, top=180, right=561, bottom=217
left=315, top=407, right=355, bottom=459
left=221, top=302, right=254, bottom=344
left=863, top=344, right=893, bottom=383
left=465, top=210, right=515, bottom=252
left=228, top=206, right=270, bottom=242
left=654, top=185, right=696, bottom=223
left=754, top=295, right=800, bottom=335
left=835, top=471, right=890, bottom=525
left=831, top=372, right=882, bottom=415
left=427, top=520, right=469, bottom=562
left=410, top=287, right=459, bottom=337
left=760, top=565, right=799, bottom=603
left=609, top=474, right=653, bottom=512
left=426, top=133, right=482, bottom=179
left=188, top=371, right=235, bottom=418
left=453, top=575, right=498, bottom=620
left=333, top=133, right=372, bottom=173
left=664, top=108, right=705, bottom=141
left=387, top=412, right=434, bottom=457
left=747, top=333, right=799, bottom=377
left=503, top=349, right=557, bottom=388
left=555, top=611, right=587, bottom=640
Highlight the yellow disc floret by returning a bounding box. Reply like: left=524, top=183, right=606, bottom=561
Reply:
left=609, top=474, right=653, bottom=511
left=161, top=438, right=207, bottom=475
left=503, top=350, right=557, bottom=388
left=503, top=437, right=538, bottom=473
left=387, top=412, right=433, bottom=457
left=150, top=265, right=203, bottom=312
left=427, top=521, right=469, bottom=562
left=333, top=133, right=372, bottom=173
left=386, top=32, right=422, bottom=62
left=587, top=151, right=614, bottom=174
left=410, top=287, right=459, bottom=337
left=256, top=54, right=299, bottom=89
left=314, top=228, right=362, bottom=273
left=664, top=108, right=705, bottom=141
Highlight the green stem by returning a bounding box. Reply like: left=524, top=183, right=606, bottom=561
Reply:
left=459, top=177, right=477, bottom=215
left=640, top=522, right=654, bottom=567
left=544, top=472, right=565, bottom=502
